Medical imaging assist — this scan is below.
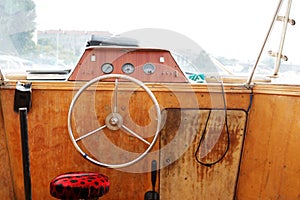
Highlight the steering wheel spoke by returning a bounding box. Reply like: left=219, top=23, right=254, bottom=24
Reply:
left=75, top=125, right=107, bottom=142
left=113, top=78, right=119, bottom=113
left=121, top=125, right=151, bottom=145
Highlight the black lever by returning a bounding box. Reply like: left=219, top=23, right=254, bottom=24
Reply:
left=144, top=160, right=159, bottom=200
left=14, top=82, right=32, bottom=200
left=152, top=160, right=157, bottom=187
left=19, top=108, right=32, bottom=200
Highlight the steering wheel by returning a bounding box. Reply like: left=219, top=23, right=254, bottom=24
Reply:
left=68, top=74, right=161, bottom=168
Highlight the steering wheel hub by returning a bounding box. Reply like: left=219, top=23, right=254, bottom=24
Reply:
left=105, top=112, right=123, bottom=130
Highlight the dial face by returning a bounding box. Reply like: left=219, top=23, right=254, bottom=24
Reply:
left=143, top=63, right=156, bottom=74
left=101, top=63, right=114, bottom=74
left=122, top=63, right=135, bottom=74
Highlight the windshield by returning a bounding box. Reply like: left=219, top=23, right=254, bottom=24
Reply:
left=1, top=0, right=300, bottom=83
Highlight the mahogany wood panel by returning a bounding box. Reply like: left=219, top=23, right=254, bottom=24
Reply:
left=0, top=88, right=159, bottom=199
left=2, top=82, right=300, bottom=199
left=0, top=82, right=252, bottom=199
left=160, top=109, right=247, bottom=199
left=0, top=90, right=14, bottom=199
left=236, top=93, right=300, bottom=199
left=68, top=47, right=188, bottom=82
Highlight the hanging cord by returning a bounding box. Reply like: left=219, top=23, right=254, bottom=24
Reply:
left=195, top=77, right=230, bottom=167
left=247, top=90, right=254, bottom=113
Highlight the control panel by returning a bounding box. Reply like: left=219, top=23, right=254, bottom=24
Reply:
left=68, top=47, right=188, bottom=83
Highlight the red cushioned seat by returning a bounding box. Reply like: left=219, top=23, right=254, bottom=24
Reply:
left=50, top=172, right=110, bottom=199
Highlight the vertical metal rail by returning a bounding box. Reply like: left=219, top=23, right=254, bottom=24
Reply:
left=273, top=0, right=293, bottom=76
left=0, top=69, right=4, bottom=85
left=19, top=108, right=32, bottom=200
left=245, top=0, right=284, bottom=88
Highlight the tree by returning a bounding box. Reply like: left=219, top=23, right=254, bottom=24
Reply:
left=0, top=0, right=36, bottom=55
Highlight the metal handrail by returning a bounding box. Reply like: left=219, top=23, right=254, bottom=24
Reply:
left=273, top=0, right=293, bottom=76
left=245, top=0, right=293, bottom=88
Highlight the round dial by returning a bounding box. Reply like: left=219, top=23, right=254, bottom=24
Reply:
left=122, top=63, right=135, bottom=74
left=143, top=63, right=156, bottom=74
left=101, top=63, right=114, bottom=74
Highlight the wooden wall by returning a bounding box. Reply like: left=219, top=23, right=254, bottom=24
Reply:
left=0, top=89, right=14, bottom=199
left=1, top=82, right=300, bottom=199
left=0, top=85, right=159, bottom=199
left=236, top=89, right=300, bottom=199
left=160, top=109, right=247, bottom=199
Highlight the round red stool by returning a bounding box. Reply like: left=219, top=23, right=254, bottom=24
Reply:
left=50, top=172, right=110, bottom=199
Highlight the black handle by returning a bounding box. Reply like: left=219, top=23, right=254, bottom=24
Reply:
left=20, top=108, right=32, bottom=200
left=151, top=160, right=157, bottom=191
left=144, top=160, right=159, bottom=200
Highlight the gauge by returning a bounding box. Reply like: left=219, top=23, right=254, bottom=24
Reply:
left=101, top=63, right=114, bottom=74
left=143, top=63, right=156, bottom=74
left=122, top=63, right=135, bottom=74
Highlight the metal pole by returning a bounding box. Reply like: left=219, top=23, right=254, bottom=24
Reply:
left=19, top=107, right=32, bottom=200
left=245, top=0, right=284, bottom=88
left=273, top=0, right=293, bottom=76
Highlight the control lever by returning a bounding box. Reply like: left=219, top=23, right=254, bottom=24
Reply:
left=14, top=82, right=32, bottom=200
left=144, top=160, right=159, bottom=200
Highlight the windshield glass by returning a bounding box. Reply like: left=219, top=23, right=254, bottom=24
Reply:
left=1, top=0, right=300, bottom=83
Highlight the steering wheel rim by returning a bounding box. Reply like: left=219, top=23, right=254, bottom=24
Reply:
left=68, top=74, right=161, bottom=168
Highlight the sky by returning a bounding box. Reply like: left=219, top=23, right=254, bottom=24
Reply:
left=33, top=0, right=300, bottom=64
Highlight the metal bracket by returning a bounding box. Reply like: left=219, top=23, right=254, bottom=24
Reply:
left=268, top=50, right=288, bottom=61
left=0, top=69, right=6, bottom=86
left=277, top=16, right=296, bottom=25
left=14, top=82, right=32, bottom=113
left=244, top=82, right=255, bottom=90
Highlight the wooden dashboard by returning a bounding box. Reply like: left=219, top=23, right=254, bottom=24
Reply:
left=68, top=46, right=188, bottom=82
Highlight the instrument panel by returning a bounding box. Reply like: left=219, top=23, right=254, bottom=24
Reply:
left=101, top=62, right=157, bottom=75
left=68, top=47, right=188, bottom=83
